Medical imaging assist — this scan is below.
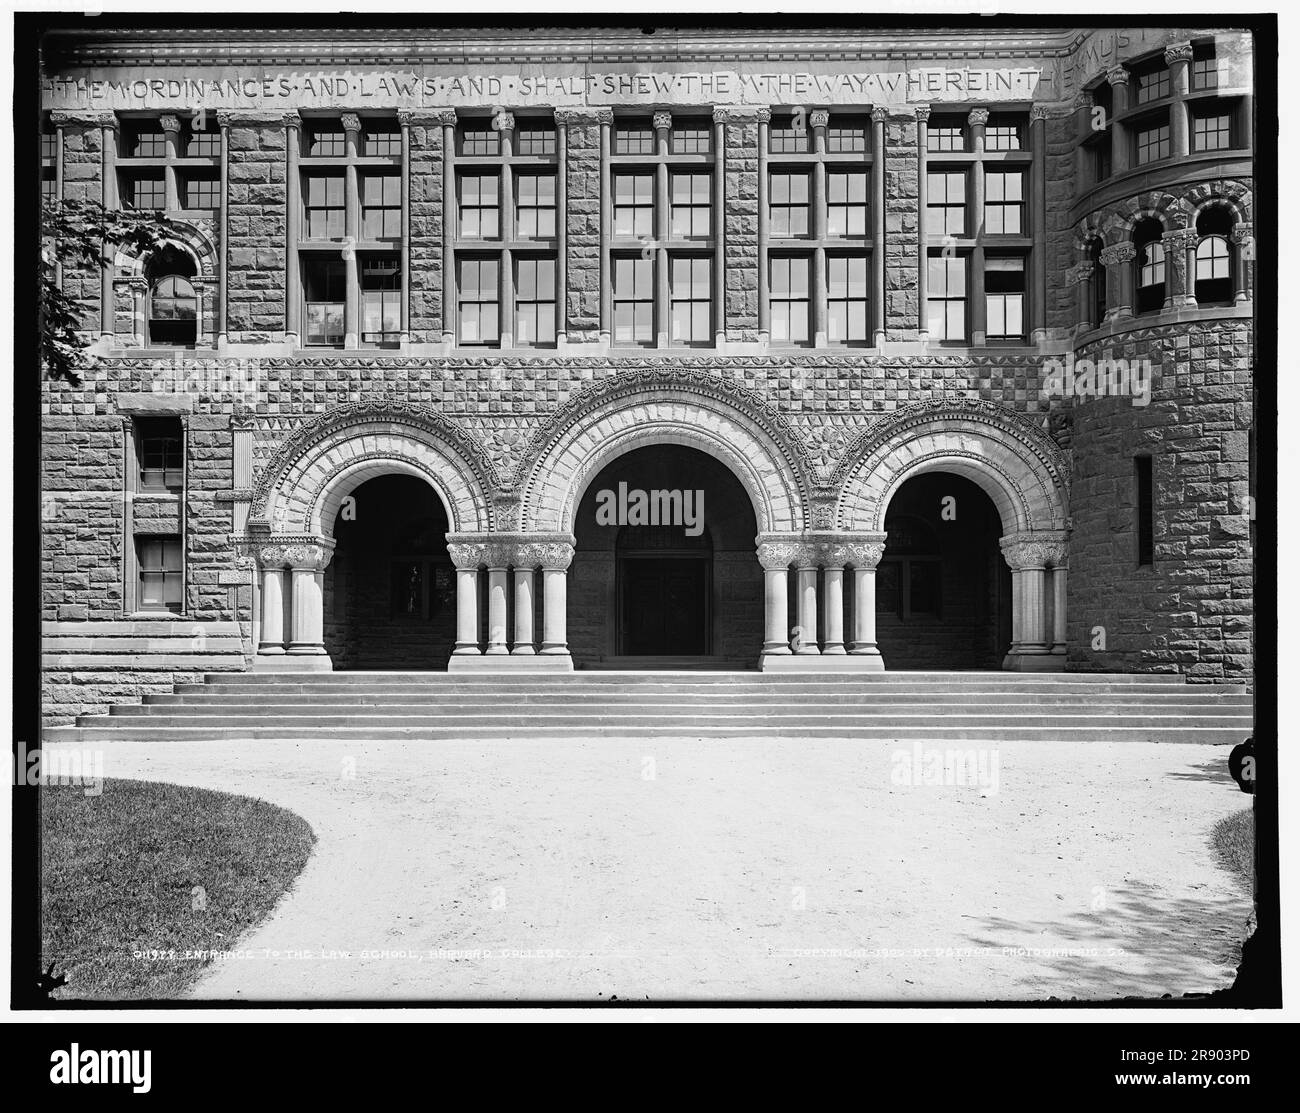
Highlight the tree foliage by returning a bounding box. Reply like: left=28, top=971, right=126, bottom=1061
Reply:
left=40, top=200, right=182, bottom=385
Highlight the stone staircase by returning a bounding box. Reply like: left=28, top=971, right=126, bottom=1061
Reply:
left=43, top=671, right=1253, bottom=744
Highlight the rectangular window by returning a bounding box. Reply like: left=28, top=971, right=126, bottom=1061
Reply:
left=1136, top=456, right=1154, bottom=566
left=825, top=120, right=867, bottom=153
left=669, top=172, right=711, bottom=239
left=457, top=256, right=500, bottom=345
left=614, top=123, right=655, bottom=155
left=363, top=125, right=401, bottom=157
left=515, top=125, right=557, bottom=156
left=1134, top=64, right=1170, bottom=104
left=669, top=256, right=712, bottom=347
left=826, top=255, right=869, bottom=346
left=42, top=172, right=57, bottom=203
left=361, top=174, right=401, bottom=239
left=41, top=130, right=57, bottom=160
left=985, top=170, right=1024, bottom=235
left=1135, top=122, right=1171, bottom=165
left=613, top=172, right=655, bottom=238
left=458, top=173, right=500, bottom=238
left=926, top=170, right=966, bottom=236
left=181, top=174, right=220, bottom=211
left=927, top=118, right=965, bottom=152
left=985, top=255, right=1026, bottom=340
left=138, top=538, right=183, bottom=614
left=459, top=126, right=499, bottom=156
left=926, top=253, right=967, bottom=341
left=985, top=115, right=1025, bottom=151
left=306, top=126, right=346, bottom=157
left=1093, top=139, right=1113, bottom=183
left=1192, top=44, right=1219, bottom=91
left=127, top=124, right=166, bottom=157
left=303, top=174, right=345, bottom=238
left=768, top=171, right=810, bottom=238
left=770, top=116, right=811, bottom=154
left=612, top=255, right=655, bottom=346
left=186, top=118, right=219, bottom=157
left=303, top=258, right=346, bottom=345
left=360, top=255, right=401, bottom=347
left=671, top=123, right=711, bottom=155
left=135, top=417, right=183, bottom=491
left=514, top=256, right=556, bottom=347
left=826, top=171, right=868, bottom=238
left=127, top=174, right=166, bottom=210
left=1192, top=112, right=1233, bottom=151
left=769, top=256, right=810, bottom=345
left=515, top=172, right=557, bottom=238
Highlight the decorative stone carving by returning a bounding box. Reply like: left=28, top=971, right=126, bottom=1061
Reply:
left=714, top=105, right=767, bottom=124
left=913, top=106, right=931, bottom=122
left=429, top=108, right=459, bottom=126
left=159, top=114, right=181, bottom=133
left=1162, top=228, right=1198, bottom=251
left=652, top=111, right=673, bottom=131
left=446, top=541, right=488, bottom=570
left=1230, top=223, right=1254, bottom=244
left=1164, top=41, right=1195, bottom=64
left=870, top=107, right=888, bottom=123
left=967, top=108, right=990, bottom=126
left=396, top=110, right=415, bottom=127
left=513, top=540, right=575, bottom=570
left=50, top=109, right=114, bottom=126
left=340, top=113, right=362, bottom=132
left=1106, top=65, right=1130, bottom=87
left=1000, top=531, right=1069, bottom=570
left=757, top=537, right=802, bottom=571
left=1099, top=242, right=1137, bottom=266
left=494, top=111, right=515, bottom=132
left=1030, top=104, right=1051, bottom=122
left=282, top=111, right=301, bottom=127
left=257, top=540, right=334, bottom=571
left=809, top=109, right=831, bottom=129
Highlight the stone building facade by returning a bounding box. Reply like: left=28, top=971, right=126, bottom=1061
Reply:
left=38, top=25, right=1257, bottom=724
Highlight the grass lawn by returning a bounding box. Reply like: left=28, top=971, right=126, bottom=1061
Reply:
left=1211, top=806, right=1255, bottom=896
left=41, top=777, right=315, bottom=1000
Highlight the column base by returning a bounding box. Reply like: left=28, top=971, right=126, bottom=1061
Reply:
left=761, top=653, right=884, bottom=672
left=1002, top=651, right=1066, bottom=672
left=448, top=653, right=573, bottom=672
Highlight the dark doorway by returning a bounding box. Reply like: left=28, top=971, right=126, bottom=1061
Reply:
left=618, top=527, right=712, bottom=655
left=323, top=474, right=454, bottom=669
left=875, top=471, right=1011, bottom=669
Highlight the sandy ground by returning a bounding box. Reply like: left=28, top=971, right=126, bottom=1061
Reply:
left=49, top=736, right=1254, bottom=1002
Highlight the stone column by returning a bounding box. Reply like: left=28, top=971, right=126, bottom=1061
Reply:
left=1166, top=42, right=1193, bottom=159
left=1000, top=532, right=1067, bottom=671
left=968, top=108, right=989, bottom=345
left=756, top=107, right=771, bottom=346
left=341, top=113, right=362, bottom=349
left=285, top=542, right=334, bottom=665
left=1076, top=260, right=1096, bottom=333
left=1029, top=105, right=1049, bottom=344
left=217, top=111, right=230, bottom=349
left=441, top=109, right=457, bottom=347
left=447, top=541, right=484, bottom=656
left=1073, top=91, right=1095, bottom=186
left=870, top=107, right=888, bottom=348
left=539, top=540, right=575, bottom=663
left=821, top=551, right=847, bottom=655
left=757, top=538, right=796, bottom=662
left=810, top=109, right=829, bottom=347
left=555, top=116, right=568, bottom=347
left=795, top=545, right=821, bottom=655
left=1161, top=229, right=1186, bottom=310
left=498, top=112, right=516, bottom=349
left=284, top=113, right=301, bottom=347
left=1100, top=242, right=1136, bottom=320
left=99, top=112, right=118, bottom=341
left=598, top=109, right=613, bottom=346
left=484, top=543, right=510, bottom=655
left=712, top=110, right=727, bottom=348
left=398, top=111, right=412, bottom=346
left=256, top=546, right=289, bottom=656
left=191, top=281, right=208, bottom=347
left=1106, top=66, right=1130, bottom=175
left=160, top=114, right=182, bottom=211
left=653, top=110, right=672, bottom=348
left=1231, top=223, right=1254, bottom=303
left=848, top=537, right=887, bottom=667
left=915, top=106, right=930, bottom=342
left=1051, top=563, right=1069, bottom=656
left=512, top=546, right=537, bottom=655
left=128, top=277, right=148, bottom=347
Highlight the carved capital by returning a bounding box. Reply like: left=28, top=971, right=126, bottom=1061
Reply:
left=1164, top=41, right=1195, bottom=65
left=1099, top=242, right=1137, bottom=266
left=713, top=105, right=765, bottom=124
left=396, top=110, right=415, bottom=127
left=340, top=113, right=362, bottom=133
left=870, top=106, right=889, bottom=123
left=913, top=105, right=932, bottom=123
left=494, top=111, right=515, bottom=133
left=1230, top=223, right=1254, bottom=244
left=49, top=109, right=114, bottom=127
left=554, top=106, right=607, bottom=126
left=1163, top=228, right=1198, bottom=251
left=1000, top=531, right=1069, bottom=570
left=159, top=114, right=182, bottom=134
left=514, top=540, right=575, bottom=570
left=652, top=111, right=673, bottom=131
left=756, top=536, right=802, bottom=571
left=258, top=541, right=333, bottom=571
left=967, top=108, right=990, bottom=127
left=1030, top=104, right=1051, bottom=122
left=282, top=111, right=301, bottom=127
left=446, top=541, right=488, bottom=570
left=1106, top=65, right=1130, bottom=87
left=1072, top=91, right=1095, bottom=112
left=809, top=109, right=831, bottom=129
left=430, top=108, right=459, bottom=127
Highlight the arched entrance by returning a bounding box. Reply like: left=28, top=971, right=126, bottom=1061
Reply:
left=875, top=473, right=1012, bottom=669
left=569, top=444, right=763, bottom=668
left=323, top=474, right=455, bottom=669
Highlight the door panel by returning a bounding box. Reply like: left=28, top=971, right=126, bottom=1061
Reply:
left=620, top=558, right=708, bottom=655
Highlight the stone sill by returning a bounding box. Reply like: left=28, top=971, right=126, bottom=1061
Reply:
left=1078, top=303, right=1254, bottom=348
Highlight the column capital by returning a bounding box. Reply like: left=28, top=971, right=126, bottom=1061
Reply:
left=809, top=109, right=831, bottom=129
left=554, top=106, right=610, bottom=126
left=1164, top=41, right=1195, bottom=65
left=340, top=113, right=363, bottom=133
left=1099, top=241, right=1137, bottom=266
left=803, top=531, right=890, bottom=569
left=967, top=108, right=990, bottom=127
left=1230, top=222, right=1255, bottom=244
left=870, top=106, right=889, bottom=123
left=1106, top=65, right=1130, bottom=87
left=913, top=105, right=932, bottom=123
left=1072, top=90, right=1095, bottom=112
left=652, top=110, right=673, bottom=131
left=756, top=535, right=803, bottom=571
left=282, top=111, right=302, bottom=128
left=1163, top=228, right=1199, bottom=250
left=429, top=108, right=459, bottom=127
left=999, top=530, right=1069, bottom=570
left=1030, top=104, right=1051, bottom=123
left=256, top=539, right=334, bottom=571
left=713, top=105, right=768, bottom=124
left=49, top=109, right=115, bottom=127
left=159, top=114, right=182, bottom=134
left=494, top=111, right=516, bottom=133
left=446, top=540, right=488, bottom=570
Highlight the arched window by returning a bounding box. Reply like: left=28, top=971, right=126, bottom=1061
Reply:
left=145, top=245, right=198, bottom=347
left=1133, top=219, right=1165, bottom=315
left=1195, top=206, right=1235, bottom=305
left=1089, top=238, right=1106, bottom=327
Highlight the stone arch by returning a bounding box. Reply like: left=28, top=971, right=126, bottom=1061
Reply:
left=1100, top=190, right=1188, bottom=242
left=1184, top=179, right=1253, bottom=224
left=834, top=400, right=1068, bottom=534
left=520, top=377, right=809, bottom=534
left=114, top=218, right=219, bottom=282
left=250, top=404, right=495, bottom=537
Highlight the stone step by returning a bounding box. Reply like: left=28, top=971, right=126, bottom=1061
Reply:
left=44, top=723, right=1250, bottom=744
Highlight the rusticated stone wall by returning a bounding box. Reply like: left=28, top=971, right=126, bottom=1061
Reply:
left=223, top=118, right=286, bottom=344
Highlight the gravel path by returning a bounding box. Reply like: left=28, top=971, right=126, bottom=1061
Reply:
left=50, top=736, right=1253, bottom=1002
